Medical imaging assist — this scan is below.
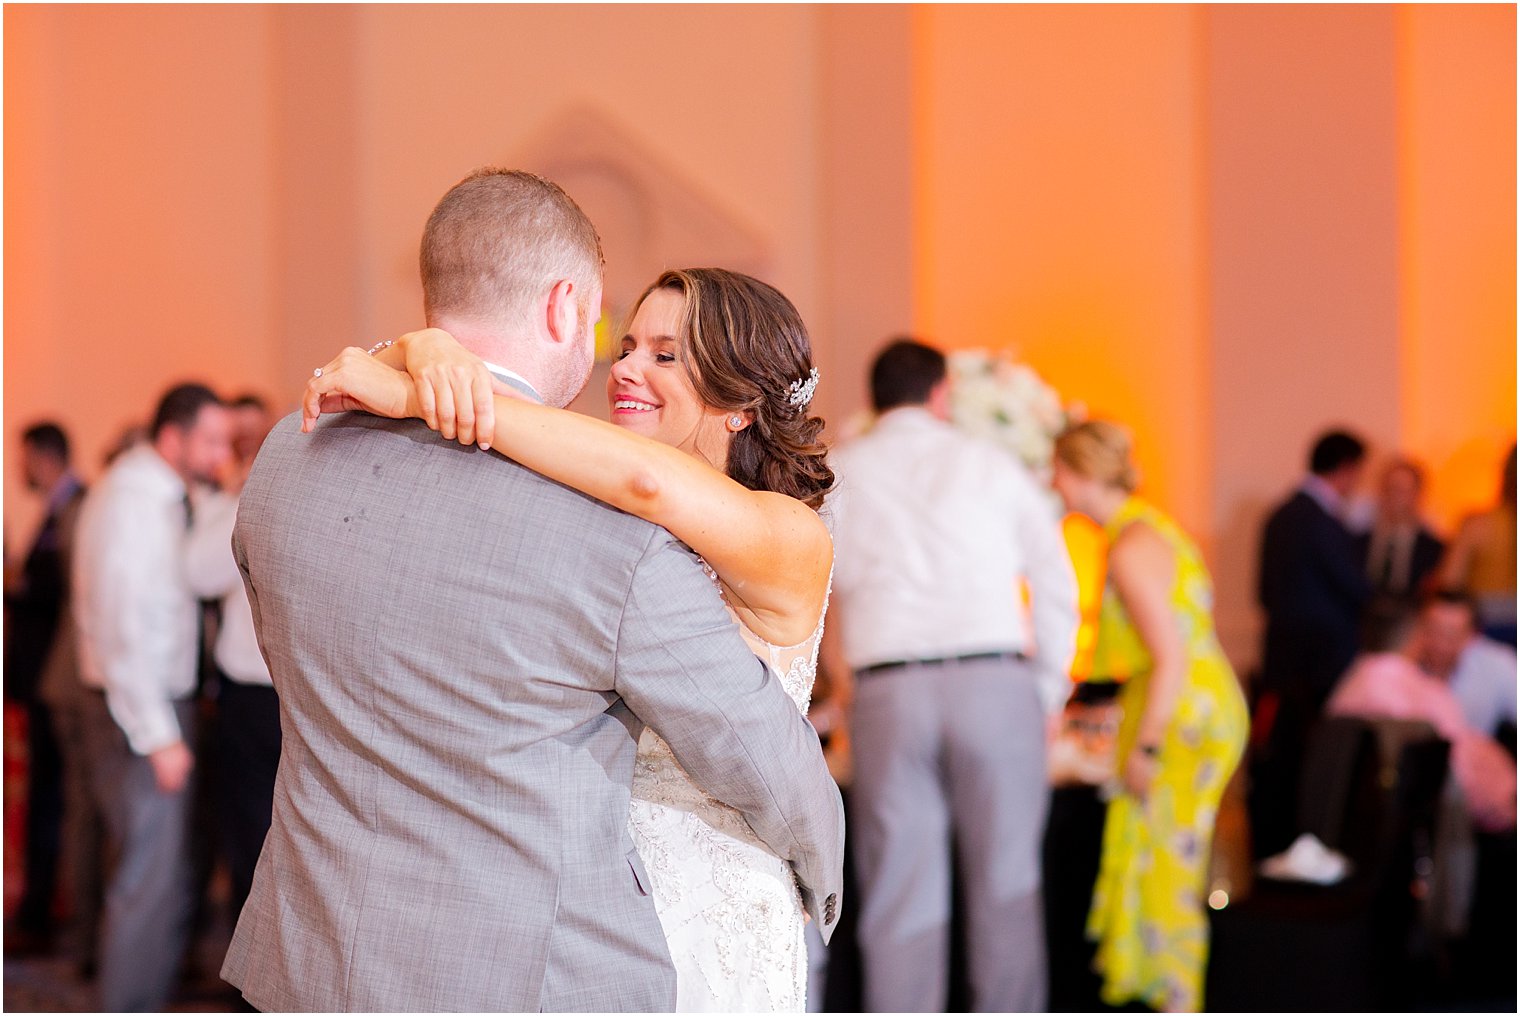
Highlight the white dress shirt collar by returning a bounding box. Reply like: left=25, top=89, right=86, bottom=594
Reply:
left=875, top=404, right=947, bottom=433
left=482, top=360, right=543, bottom=403
left=1301, top=474, right=1345, bottom=519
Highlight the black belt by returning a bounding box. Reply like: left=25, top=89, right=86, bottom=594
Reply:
left=857, top=650, right=1027, bottom=677
left=86, top=687, right=194, bottom=703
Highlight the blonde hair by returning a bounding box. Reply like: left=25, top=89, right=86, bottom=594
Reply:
left=1054, top=420, right=1139, bottom=493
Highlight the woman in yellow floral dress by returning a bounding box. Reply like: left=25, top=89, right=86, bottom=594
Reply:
left=1052, top=421, right=1249, bottom=1012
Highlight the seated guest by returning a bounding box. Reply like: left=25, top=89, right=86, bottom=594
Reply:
left=1356, top=457, right=1445, bottom=604
left=1328, top=604, right=1515, bottom=833
left=1415, top=589, right=1517, bottom=738
left=1327, top=606, right=1468, bottom=740
left=1365, top=593, right=1517, bottom=946
left=1440, top=444, right=1517, bottom=646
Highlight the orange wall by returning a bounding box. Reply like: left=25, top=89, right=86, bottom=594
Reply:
left=912, top=4, right=1515, bottom=670
left=1203, top=4, right=1405, bottom=667
left=5, top=3, right=282, bottom=540
left=817, top=5, right=917, bottom=425
left=5, top=5, right=1514, bottom=661
left=3, top=4, right=839, bottom=540
left=1396, top=4, right=1517, bottom=529
left=912, top=4, right=1210, bottom=540
left=345, top=4, right=825, bottom=350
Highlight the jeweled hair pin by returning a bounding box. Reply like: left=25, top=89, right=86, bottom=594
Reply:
left=787, top=367, right=821, bottom=413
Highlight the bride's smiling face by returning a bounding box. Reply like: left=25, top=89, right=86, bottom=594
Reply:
left=607, top=287, right=734, bottom=463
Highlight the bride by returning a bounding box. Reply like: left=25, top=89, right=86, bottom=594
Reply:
left=304, top=267, right=834, bottom=1012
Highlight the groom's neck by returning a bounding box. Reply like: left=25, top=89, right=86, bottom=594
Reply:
left=432, top=314, right=548, bottom=398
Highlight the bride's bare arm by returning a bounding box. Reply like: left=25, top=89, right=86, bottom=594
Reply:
left=304, top=333, right=832, bottom=645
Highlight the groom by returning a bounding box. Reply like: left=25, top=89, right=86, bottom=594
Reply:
left=221, top=169, right=845, bottom=1011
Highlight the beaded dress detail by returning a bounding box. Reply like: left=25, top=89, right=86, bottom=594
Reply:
left=628, top=560, right=830, bottom=1012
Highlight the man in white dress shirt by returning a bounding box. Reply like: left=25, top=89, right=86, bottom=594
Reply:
left=828, top=339, right=1079, bottom=1012
left=73, top=383, right=232, bottom=1011
left=186, top=393, right=276, bottom=921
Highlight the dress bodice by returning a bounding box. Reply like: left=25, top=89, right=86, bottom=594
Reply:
left=630, top=561, right=830, bottom=846
left=1089, top=497, right=1224, bottom=681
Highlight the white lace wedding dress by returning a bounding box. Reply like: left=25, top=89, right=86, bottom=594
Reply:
left=627, top=562, right=828, bottom=1012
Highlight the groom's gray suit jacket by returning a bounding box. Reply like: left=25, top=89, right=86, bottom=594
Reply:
left=220, top=414, right=845, bottom=1012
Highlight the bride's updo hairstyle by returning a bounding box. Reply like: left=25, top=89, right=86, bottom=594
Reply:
left=1054, top=419, right=1140, bottom=493
left=635, top=268, right=834, bottom=510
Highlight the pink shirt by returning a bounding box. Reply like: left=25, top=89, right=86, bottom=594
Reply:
left=1327, top=653, right=1469, bottom=740
left=1328, top=652, right=1516, bottom=831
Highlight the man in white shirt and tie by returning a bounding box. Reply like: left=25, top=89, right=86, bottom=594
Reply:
left=73, top=383, right=232, bottom=1012
left=1356, top=457, right=1446, bottom=603
left=186, top=392, right=276, bottom=923
left=827, top=339, right=1079, bottom=1012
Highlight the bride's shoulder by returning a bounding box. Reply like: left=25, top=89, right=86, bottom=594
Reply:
left=750, top=488, right=832, bottom=553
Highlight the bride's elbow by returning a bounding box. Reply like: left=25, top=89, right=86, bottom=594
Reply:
left=625, top=468, right=663, bottom=507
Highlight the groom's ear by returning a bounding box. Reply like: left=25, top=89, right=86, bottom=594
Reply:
left=545, top=279, right=578, bottom=345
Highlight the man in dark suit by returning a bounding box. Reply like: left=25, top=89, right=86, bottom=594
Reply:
left=1253, top=429, right=1374, bottom=854
left=1356, top=457, right=1446, bottom=604
left=4, top=422, right=87, bottom=953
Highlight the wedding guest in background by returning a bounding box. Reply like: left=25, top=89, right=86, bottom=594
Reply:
left=227, top=393, right=273, bottom=466
left=1409, top=590, right=1518, bottom=949
left=1439, top=444, right=1517, bottom=646
left=1328, top=600, right=1515, bottom=923
left=1327, top=603, right=1469, bottom=743
left=73, top=384, right=232, bottom=1011
left=180, top=401, right=275, bottom=976
left=1051, top=420, right=1248, bottom=1013
left=1357, top=457, right=1445, bottom=604
left=4, top=423, right=89, bottom=956
left=101, top=424, right=148, bottom=469
left=828, top=338, right=1079, bottom=1012
left=1253, top=429, right=1374, bottom=854
left=1327, top=601, right=1515, bottom=833
left=185, top=396, right=277, bottom=921
left=1415, top=590, right=1516, bottom=740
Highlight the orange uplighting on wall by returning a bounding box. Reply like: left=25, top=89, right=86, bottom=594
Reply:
left=1394, top=4, right=1517, bottom=531
left=1062, top=512, right=1109, bottom=683
left=4, top=5, right=1513, bottom=664
left=910, top=4, right=1210, bottom=543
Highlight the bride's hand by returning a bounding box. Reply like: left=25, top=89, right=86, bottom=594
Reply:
left=302, top=347, right=418, bottom=432
left=397, top=328, right=495, bottom=450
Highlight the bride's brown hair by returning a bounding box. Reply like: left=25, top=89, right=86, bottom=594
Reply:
left=632, top=268, right=833, bottom=510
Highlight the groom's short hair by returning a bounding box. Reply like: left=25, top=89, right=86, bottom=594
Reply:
left=420, top=168, right=604, bottom=325
left=870, top=338, right=947, bottom=412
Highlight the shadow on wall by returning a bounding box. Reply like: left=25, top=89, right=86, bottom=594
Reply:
left=515, top=106, right=773, bottom=344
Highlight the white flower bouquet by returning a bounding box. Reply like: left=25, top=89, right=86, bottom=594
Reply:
left=947, top=350, right=1069, bottom=475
